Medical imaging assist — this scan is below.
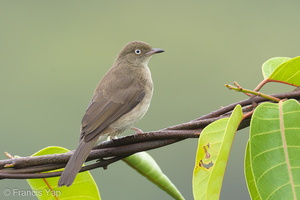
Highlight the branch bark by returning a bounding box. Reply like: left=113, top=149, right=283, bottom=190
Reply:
left=1, top=90, right=300, bottom=179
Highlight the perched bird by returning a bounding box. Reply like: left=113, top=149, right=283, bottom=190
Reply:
left=58, top=41, right=164, bottom=186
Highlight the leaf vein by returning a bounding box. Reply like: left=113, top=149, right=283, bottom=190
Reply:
left=256, top=162, right=285, bottom=183
left=252, top=146, right=282, bottom=162
left=266, top=182, right=291, bottom=200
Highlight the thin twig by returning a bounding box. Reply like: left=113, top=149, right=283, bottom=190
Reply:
left=225, top=84, right=281, bottom=102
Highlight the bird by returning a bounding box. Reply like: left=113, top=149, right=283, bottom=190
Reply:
left=58, top=41, right=164, bottom=186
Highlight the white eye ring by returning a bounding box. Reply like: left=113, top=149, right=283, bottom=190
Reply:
left=135, top=49, right=141, bottom=55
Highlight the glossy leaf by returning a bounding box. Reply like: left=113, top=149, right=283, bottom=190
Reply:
left=268, top=56, right=300, bottom=86
left=262, top=57, right=290, bottom=79
left=193, top=105, right=243, bottom=200
left=123, top=152, right=185, bottom=200
left=249, top=99, right=300, bottom=199
left=27, top=146, right=101, bottom=200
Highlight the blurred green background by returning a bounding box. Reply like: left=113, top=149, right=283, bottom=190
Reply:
left=1, top=1, right=299, bottom=199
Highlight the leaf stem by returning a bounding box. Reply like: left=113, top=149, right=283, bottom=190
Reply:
left=225, top=84, right=281, bottom=102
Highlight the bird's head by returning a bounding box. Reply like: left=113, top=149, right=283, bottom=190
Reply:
left=117, top=41, right=164, bottom=66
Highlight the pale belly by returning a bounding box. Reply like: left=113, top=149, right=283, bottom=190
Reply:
left=109, top=89, right=153, bottom=136
left=106, top=66, right=153, bottom=136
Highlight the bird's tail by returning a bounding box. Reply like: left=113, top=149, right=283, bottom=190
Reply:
left=58, top=136, right=98, bottom=187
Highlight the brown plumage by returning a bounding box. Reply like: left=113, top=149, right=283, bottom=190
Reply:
left=58, top=41, right=164, bottom=186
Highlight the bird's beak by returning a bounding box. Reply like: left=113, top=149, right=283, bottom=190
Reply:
left=146, top=48, right=165, bottom=56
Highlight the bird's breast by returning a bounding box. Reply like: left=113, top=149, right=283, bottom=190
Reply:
left=108, top=66, right=153, bottom=135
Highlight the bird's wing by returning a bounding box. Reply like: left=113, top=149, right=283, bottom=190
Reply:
left=80, top=75, right=145, bottom=142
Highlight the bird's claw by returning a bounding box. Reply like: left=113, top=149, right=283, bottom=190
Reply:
left=131, top=127, right=144, bottom=134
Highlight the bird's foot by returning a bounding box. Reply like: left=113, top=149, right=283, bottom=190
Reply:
left=131, top=127, right=144, bottom=134
left=107, top=136, right=118, bottom=141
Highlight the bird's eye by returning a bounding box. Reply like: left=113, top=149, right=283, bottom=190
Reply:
left=135, top=49, right=141, bottom=55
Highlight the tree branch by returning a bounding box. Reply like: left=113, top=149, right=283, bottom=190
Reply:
left=1, top=90, right=300, bottom=179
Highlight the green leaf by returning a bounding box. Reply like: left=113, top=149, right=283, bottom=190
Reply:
left=268, top=56, right=300, bottom=86
left=27, top=146, right=101, bottom=200
left=262, top=57, right=291, bottom=79
left=245, top=141, right=261, bottom=200
left=123, top=152, right=185, bottom=200
left=193, top=105, right=243, bottom=200
left=249, top=99, right=300, bottom=199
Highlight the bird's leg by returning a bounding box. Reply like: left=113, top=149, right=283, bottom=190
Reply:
left=131, top=127, right=144, bottom=134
